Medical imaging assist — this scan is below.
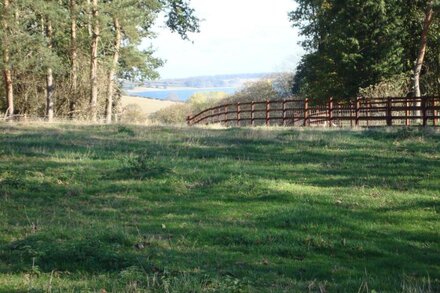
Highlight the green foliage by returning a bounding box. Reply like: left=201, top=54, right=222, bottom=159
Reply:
left=291, top=0, right=440, bottom=101
left=150, top=102, right=192, bottom=124
left=162, top=0, right=200, bottom=40
left=359, top=73, right=412, bottom=98
left=0, top=0, right=199, bottom=118
left=0, top=124, right=439, bottom=291
left=217, top=73, right=295, bottom=105
left=187, top=91, right=229, bottom=112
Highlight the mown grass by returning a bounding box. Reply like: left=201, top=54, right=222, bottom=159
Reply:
left=0, top=123, right=439, bottom=292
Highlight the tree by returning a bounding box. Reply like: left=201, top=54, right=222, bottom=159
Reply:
left=89, top=0, right=99, bottom=122
left=102, top=0, right=161, bottom=124
left=1, top=0, right=14, bottom=119
left=414, top=1, right=435, bottom=97
left=290, top=0, right=440, bottom=101
left=290, top=0, right=409, bottom=101
left=104, top=17, right=121, bottom=123
left=103, top=0, right=199, bottom=123
left=0, top=0, right=199, bottom=121
left=44, top=13, right=55, bottom=122
left=69, top=0, right=78, bottom=118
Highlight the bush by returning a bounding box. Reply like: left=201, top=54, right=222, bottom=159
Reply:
left=120, top=104, right=147, bottom=124
left=216, top=73, right=294, bottom=105
left=359, top=73, right=411, bottom=97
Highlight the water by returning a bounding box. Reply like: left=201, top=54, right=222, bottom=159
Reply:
left=126, top=87, right=238, bottom=101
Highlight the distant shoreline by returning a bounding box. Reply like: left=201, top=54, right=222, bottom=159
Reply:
left=126, top=86, right=238, bottom=93
left=124, top=86, right=238, bottom=102
left=126, top=86, right=196, bottom=93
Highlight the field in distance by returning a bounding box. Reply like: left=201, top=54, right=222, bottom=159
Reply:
left=0, top=124, right=439, bottom=292
left=121, top=95, right=179, bottom=116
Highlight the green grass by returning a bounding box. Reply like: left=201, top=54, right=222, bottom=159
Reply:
left=0, top=123, right=439, bottom=292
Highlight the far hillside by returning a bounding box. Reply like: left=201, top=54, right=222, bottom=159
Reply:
left=123, top=73, right=273, bottom=90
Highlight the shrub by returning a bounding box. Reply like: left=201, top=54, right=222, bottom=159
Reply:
left=359, top=73, right=411, bottom=98
left=120, top=104, right=147, bottom=124
left=216, top=73, right=295, bottom=105
left=150, top=103, right=192, bottom=124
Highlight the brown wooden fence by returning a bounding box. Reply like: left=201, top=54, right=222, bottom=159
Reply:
left=187, top=96, right=440, bottom=127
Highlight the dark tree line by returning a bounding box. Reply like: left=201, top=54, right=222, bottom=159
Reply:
left=290, top=0, right=440, bottom=102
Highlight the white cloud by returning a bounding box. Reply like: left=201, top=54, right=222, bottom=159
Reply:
left=142, top=0, right=304, bottom=78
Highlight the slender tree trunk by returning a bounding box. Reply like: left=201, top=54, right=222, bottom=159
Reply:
left=105, top=17, right=121, bottom=124
left=2, top=0, right=14, bottom=119
left=414, top=1, right=434, bottom=97
left=69, top=0, right=78, bottom=119
left=87, top=0, right=92, bottom=37
left=89, top=0, right=99, bottom=122
left=46, top=18, right=54, bottom=122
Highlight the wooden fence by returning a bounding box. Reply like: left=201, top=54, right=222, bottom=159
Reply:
left=187, top=96, right=440, bottom=127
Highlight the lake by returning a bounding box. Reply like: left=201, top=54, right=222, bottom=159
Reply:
left=126, top=87, right=238, bottom=101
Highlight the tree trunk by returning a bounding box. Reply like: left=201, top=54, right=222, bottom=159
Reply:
left=46, top=19, right=54, bottom=122
left=87, top=0, right=92, bottom=37
left=2, top=0, right=14, bottom=120
left=89, top=0, right=99, bottom=122
left=69, top=0, right=78, bottom=119
left=105, top=17, right=121, bottom=124
left=414, top=1, right=434, bottom=97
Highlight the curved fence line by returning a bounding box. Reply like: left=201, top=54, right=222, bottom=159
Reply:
left=187, top=96, right=440, bottom=127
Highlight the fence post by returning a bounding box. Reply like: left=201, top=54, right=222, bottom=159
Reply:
left=366, top=100, right=370, bottom=127
left=266, top=100, right=270, bottom=126
left=432, top=97, right=437, bottom=126
left=304, top=98, right=309, bottom=126
left=355, top=97, right=361, bottom=127
left=328, top=97, right=333, bottom=127
left=251, top=102, right=255, bottom=127
left=405, top=99, right=410, bottom=126
left=187, top=115, right=191, bottom=126
left=237, top=103, right=241, bottom=127
left=386, top=97, right=392, bottom=126
left=422, top=97, right=427, bottom=126
left=292, top=102, right=296, bottom=127
left=349, top=101, right=353, bottom=127
left=282, top=100, right=287, bottom=126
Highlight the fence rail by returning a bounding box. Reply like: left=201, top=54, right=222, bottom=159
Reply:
left=187, top=96, right=440, bottom=127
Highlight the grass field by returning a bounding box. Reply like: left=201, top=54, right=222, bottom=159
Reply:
left=0, top=124, right=439, bottom=292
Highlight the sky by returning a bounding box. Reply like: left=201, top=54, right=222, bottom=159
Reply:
left=142, top=0, right=304, bottom=79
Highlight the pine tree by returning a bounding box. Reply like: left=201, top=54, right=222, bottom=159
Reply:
left=0, top=0, right=199, bottom=121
